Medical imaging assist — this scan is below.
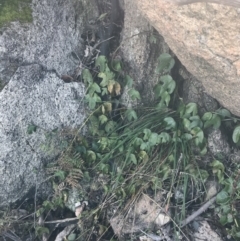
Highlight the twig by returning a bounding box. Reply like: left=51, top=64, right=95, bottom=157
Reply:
left=44, top=217, right=79, bottom=227
left=180, top=195, right=217, bottom=228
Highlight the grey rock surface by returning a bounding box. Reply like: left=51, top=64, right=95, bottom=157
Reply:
left=208, top=129, right=231, bottom=158
left=0, top=64, right=86, bottom=207
left=120, top=0, right=169, bottom=106
left=0, top=0, right=97, bottom=206
left=180, top=66, right=219, bottom=116
left=193, top=220, right=223, bottom=241
left=0, top=0, right=97, bottom=87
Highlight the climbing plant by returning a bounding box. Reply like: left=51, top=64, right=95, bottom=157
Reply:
left=32, top=52, right=240, bottom=240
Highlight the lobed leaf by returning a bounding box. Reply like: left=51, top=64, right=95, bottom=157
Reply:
left=156, top=53, right=175, bottom=74
left=95, top=55, right=107, bottom=72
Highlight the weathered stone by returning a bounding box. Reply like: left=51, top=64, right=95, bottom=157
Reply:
left=0, top=64, right=85, bottom=207
left=193, top=220, right=223, bottom=241
left=0, top=0, right=98, bottom=87
left=133, top=0, right=240, bottom=116
left=120, top=0, right=169, bottom=105
left=208, top=129, right=230, bottom=157
left=180, top=66, right=219, bottom=115
left=0, top=0, right=98, bottom=206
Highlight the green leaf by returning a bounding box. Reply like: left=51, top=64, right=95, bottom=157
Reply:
left=89, top=115, right=99, bottom=135
left=219, top=215, right=228, bottom=226
left=138, top=151, right=149, bottom=162
left=128, top=89, right=141, bottom=100
left=54, top=170, right=65, bottom=180
left=99, top=115, right=108, bottom=124
left=140, top=142, right=149, bottom=151
left=211, top=160, right=225, bottom=172
left=82, top=69, right=93, bottom=85
left=183, top=118, right=191, bottom=131
left=143, top=129, right=152, bottom=141
left=87, top=150, right=96, bottom=162
left=149, top=133, right=159, bottom=146
left=99, top=163, right=109, bottom=174
left=203, top=120, right=213, bottom=129
left=156, top=53, right=175, bottom=74
left=154, top=75, right=176, bottom=100
left=98, top=72, right=108, bottom=87
left=178, top=101, right=186, bottom=118
left=160, top=75, right=176, bottom=94
left=223, top=178, right=234, bottom=194
left=68, top=233, right=77, bottom=241
left=189, top=115, right=203, bottom=129
left=124, top=75, right=133, bottom=88
left=125, top=109, right=138, bottom=121
left=162, top=91, right=171, bottom=106
left=200, top=146, right=207, bottom=155
left=101, top=87, right=108, bottom=95
left=216, top=190, right=230, bottom=205
left=158, top=132, right=171, bottom=143
left=195, top=129, right=204, bottom=146
left=99, top=137, right=108, bottom=151
left=185, top=103, right=198, bottom=116
left=210, top=160, right=225, bottom=182
left=190, top=127, right=204, bottom=146
left=156, top=99, right=166, bottom=109
left=105, top=65, right=115, bottom=80
left=112, top=59, right=122, bottom=72
left=129, top=154, right=137, bottom=165
left=181, top=133, right=192, bottom=141
left=216, top=108, right=231, bottom=118
left=202, top=112, right=213, bottom=121
left=164, top=117, right=176, bottom=130
left=202, top=113, right=221, bottom=129
left=220, top=204, right=231, bottom=214
left=85, top=94, right=96, bottom=109
left=88, top=93, right=100, bottom=109
left=154, top=84, right=162, bottom=98
left=88, top=82, right=101, bottom=95
left=75, top=145, right=86, bottom=154
left=95, top=55, right=107, bottom=72
left=133, top=137, right=143, bottom=147
left=233, top=126, right=240, bottom=143
left=212, top=114, right=221, bottom=129
left=105, top=121, right=117, bottom=133
left=27, top=124, right=37, bottom=134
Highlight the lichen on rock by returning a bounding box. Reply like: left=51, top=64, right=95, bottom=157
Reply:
left=0, top=0, right=33, bottom=28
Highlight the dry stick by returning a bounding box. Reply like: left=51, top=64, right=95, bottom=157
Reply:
left=44, top=217, right=79, bottom=227
left=180, top=195, right=217, bottom=228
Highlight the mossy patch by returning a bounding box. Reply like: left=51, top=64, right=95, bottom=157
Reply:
left=0, top=0, right=32, bottom=28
